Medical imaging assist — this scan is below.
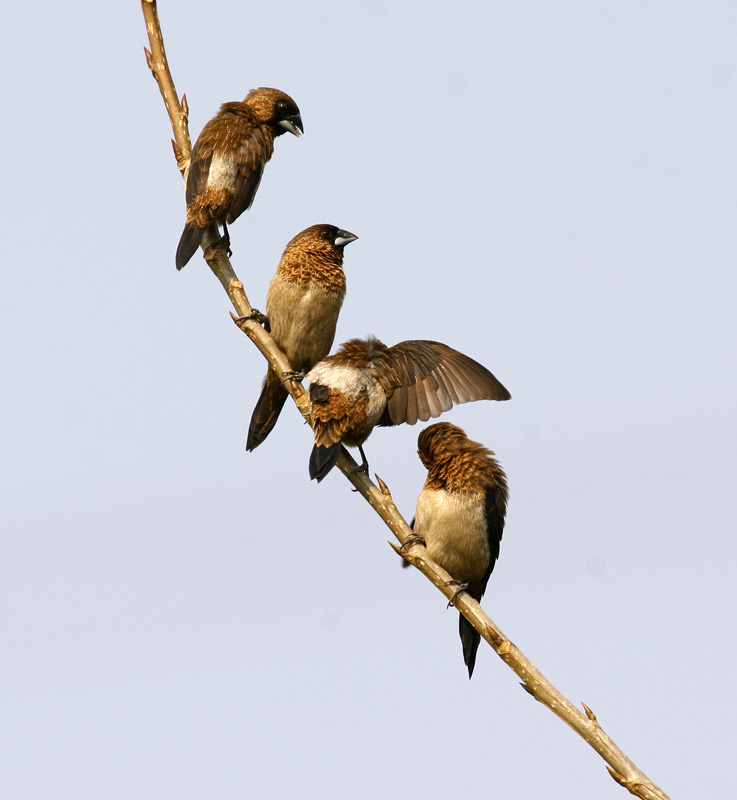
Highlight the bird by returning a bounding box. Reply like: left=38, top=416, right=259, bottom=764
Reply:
left=306, top=337, right=510, bottom=482
left=175, top=87, right=303, bottom=269
left=246, top=224, right=358, bottom=451
left=408, top=422, right=508, bottom=679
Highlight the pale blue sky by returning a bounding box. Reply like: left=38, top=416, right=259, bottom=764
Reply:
left=1, top=2, right=735, bottom=798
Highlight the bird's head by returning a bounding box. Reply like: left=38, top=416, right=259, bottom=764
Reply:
left=245, top=87, right=303, bottom=136
left=284, top=224, right=358, bottom=259
left=417, top=422, right=468, bottom=468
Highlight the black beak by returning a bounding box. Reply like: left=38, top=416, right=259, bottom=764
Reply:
left=334, top=229, right=358, bottom=248
left=279, top=114, right=304, bottom=137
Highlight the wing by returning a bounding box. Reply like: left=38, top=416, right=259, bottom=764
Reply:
left=185, top=150, right=214, bottom=206
left=309, top=383, right=353, bottom=448
left=227, top=160, right=265, bottom=223
left=185, top=114, right=226, bottom=205
left=185, top=106, right=269, bottom=216
left=480, top=484, right=505, bottom=590
left=382, top=341, right=511, bottom=426
left=227, top=121, right=273, bottom=223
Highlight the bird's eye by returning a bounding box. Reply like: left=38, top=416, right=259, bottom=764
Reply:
left=320, top=227, right=332, bottom=239
left=276, top=100, right=288, bottom=113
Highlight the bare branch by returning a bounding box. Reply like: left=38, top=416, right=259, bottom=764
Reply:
left=141, top=0, right=190, bottom=173
left=141, top=7, right=672, bottom=800
left=395, top=527, right=670, bottom=800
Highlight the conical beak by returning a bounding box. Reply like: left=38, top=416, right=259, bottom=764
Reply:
left=279, top=114, right=304, bottom=137
left=334, top=229, right=358, bottom=248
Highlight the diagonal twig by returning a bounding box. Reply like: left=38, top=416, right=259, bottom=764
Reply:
left=140, top=4, right=671, bottom=798
left=142, top=0, right=190, bottom=174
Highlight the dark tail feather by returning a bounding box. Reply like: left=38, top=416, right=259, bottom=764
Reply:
left=309, top=443, right=342, bottom=482
left=176, top=223, right=202, bottom=270
left=247, top=375, right=288, bottom=451
left=459, top=613, right=481, bottom=679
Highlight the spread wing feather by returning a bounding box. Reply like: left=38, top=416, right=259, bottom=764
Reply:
left=383, top=341, right=510, bottom=426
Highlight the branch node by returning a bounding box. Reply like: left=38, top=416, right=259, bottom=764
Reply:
left=171, top=138, right=188, bottom=173
left=375, top=474, right=391, bottom=497
left=606, top=766, right=629, bottom=788
left=484, top=623, right=506, bottom=649
left=497, top=639, right=512, bottom=656
left=231, top=312, right=257, bottom=334
left=582, top=702, right=598, bottom=722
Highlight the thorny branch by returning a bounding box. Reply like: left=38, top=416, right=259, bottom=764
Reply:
left=141, top=0, right=190, bottom=173
left=141, top=3, right=671, bottom=798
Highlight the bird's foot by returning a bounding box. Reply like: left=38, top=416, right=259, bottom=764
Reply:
left=247, top=309, right=269, bottom=326
left=211, top=232, right=232, bottom=258
left=282, top=369, right=305, bottom=382
left=349, top=458, right=370, bottom=492
left=232, top=310, right=269, bottom=330
left=354, top=446, right=370, bottom=476
left=399, top=534, right=426, bottom=555
left=445, top=580, right=469, bottom=608
left=218, top=223, right=232, bottom=257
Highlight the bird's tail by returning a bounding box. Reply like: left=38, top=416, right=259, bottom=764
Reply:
left=175, top=223, right=203, bottom=270
left=247, top=371, right=288, bottom=451
left=459, top=613, right=481, bottom=679
left=309, top=442, right=342, bottom=482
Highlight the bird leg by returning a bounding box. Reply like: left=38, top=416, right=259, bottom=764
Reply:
left=218, top=221, right=233, bottom=257
left=399, top=534, right=426, bottom=554
left=351, top=445, right=370, bottom=476
left=348, top=445, right=370, bottom=491
left=445, top=580, right=469, bottom=608
left=282, top=369, right=305, bottom=382
left=232, top=310, right=270, bottom=330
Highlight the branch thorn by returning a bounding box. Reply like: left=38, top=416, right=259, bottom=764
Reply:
left=144, top=46, right=153, bottom=70
left=606, top=766, right=628, bottom=787
left=231, top=311, right=252, bottom=331
left=582, top=702, right=597, bottom=722
left=375, top=474, right=391, bottom=497
left=484, top=623, right=505, bottom=649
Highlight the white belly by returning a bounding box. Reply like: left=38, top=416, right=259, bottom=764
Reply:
left=414, top=488, right=489, bottom=583
left=267, top=277, right=343, bottom=368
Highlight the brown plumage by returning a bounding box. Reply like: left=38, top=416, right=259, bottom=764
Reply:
left=246, top=224, right=358, bottom=450
left=306, top=337, right=510, bottom=481
left=410, top=422, right=508, bottom=678
left=175, top=87, right=303, bottom=269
